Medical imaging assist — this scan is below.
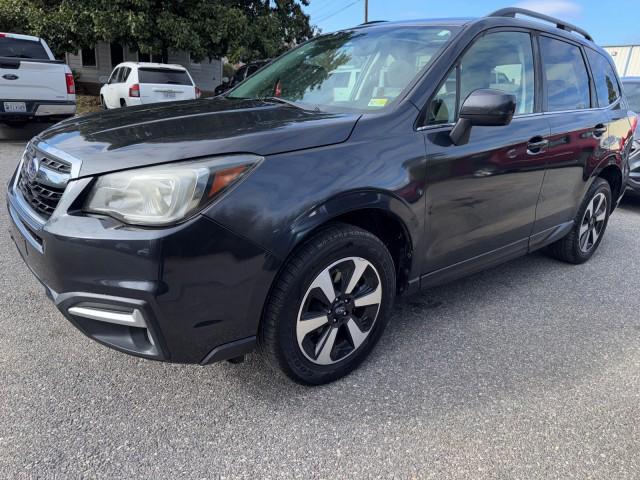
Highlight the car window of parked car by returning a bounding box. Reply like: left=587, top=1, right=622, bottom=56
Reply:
left=138, top=68, right=193, bottom=85
left=623, top=82, right=640, bottom=112
left=121, top=67, right=132, bottom=83
left=0, top=37, right=49, bottom=59
left=109, top=67, right=121, bottom=84
left=228, top=26, right=460, bottom=113
left=428, top=31, right=535, bottom=125
left=540, top=36, right=591, bottom=112
left=586, top=49, right=621, bottom=108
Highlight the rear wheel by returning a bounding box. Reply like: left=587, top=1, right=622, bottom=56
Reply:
left=119, top=99, right=126, bottom=108
left=259, top=224, right=396, bottom=385
left=100, top=95, right=107, bottom=109
left=548, top=178, right=611, bottom=264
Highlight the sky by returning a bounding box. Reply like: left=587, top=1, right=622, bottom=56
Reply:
left=303, top=0, right=640, bottom=46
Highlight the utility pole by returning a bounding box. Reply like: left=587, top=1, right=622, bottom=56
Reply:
left=365, top=0, right=369, bottom=23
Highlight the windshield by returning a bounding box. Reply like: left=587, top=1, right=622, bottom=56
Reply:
left=0, top=37, right=49, bottom=59
left=624, top=81, right=640, bottom=112
left=228, top=26, right=459, bottom=112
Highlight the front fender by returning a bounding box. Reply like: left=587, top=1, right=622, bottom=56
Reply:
left=289, top=189, right=420, bottom=253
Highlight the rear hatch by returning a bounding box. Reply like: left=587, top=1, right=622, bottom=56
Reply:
left=138, top=67, right=195, bottom=103
left=0, top=36, right=68, bottom=101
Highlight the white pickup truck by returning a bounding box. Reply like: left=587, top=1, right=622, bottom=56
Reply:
left=0, top=32, right=76, bottom=126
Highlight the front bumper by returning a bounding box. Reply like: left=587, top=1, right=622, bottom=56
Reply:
left=7, top=167, right=279, bottom=364
left=0, top=99, right=76, bottom=123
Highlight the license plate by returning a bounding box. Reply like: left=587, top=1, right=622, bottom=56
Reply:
left=163, top=92, right=176, bottom=99
left=4, top=101, right=27, bottom=113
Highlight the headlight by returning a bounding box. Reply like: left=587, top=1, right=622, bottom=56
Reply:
left=84, top=155, right=261, bottom=226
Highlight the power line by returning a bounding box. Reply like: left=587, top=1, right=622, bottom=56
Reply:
left=316, top=0, right=363, bottom=23
left=309, top=0, right=343, bottom=15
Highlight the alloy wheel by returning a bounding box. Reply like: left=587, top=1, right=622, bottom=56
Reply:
left=296, top=257, right=382, bottom=365
left=579, top=192, right=607, bottom=253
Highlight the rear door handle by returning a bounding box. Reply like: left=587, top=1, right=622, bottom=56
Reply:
left=593, top=124, right=608, bottom=137
left=527, top=137, right=549, bottom=156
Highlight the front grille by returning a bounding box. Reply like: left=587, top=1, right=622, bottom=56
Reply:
left=17, top=148, right=70, bottom=219
left=40, top=156, right=72, bottom=174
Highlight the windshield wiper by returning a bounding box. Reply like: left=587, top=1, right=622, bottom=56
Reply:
left=261, top=97, right=320, bottom=112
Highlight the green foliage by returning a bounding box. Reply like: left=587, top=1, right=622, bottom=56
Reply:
left=0, top=0, right=316, bottom=62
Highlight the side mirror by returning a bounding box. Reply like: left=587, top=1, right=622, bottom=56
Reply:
left=450, top=89, right=516, bottom=146
left=98, top=75, right=109, bottom=85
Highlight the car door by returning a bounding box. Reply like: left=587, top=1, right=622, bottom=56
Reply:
left=530, top=35, right=610, bottom=242
left=420, top=29, right=550, bottom=283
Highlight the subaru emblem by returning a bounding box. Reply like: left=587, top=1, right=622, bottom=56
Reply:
left=27, top=156, right=40, bottom=181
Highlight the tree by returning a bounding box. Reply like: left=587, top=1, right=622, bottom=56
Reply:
left=0, top=0, right=316, bottom=62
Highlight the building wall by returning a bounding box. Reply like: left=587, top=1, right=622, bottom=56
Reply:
left=603, top=45, right=640, bottom=77
left=66, top=42, right=223, bottom=92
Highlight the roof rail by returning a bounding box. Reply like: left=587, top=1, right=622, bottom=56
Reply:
left=488, top=7, right=593, bottom=42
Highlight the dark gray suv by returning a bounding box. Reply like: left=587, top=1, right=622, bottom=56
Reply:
left=7, top=8, right=637, bottom=384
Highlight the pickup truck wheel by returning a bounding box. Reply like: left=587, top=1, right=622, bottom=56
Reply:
left=548, top=178, right=611, bottom=264
left=259, top=224, right=396, bottom=385
left=120, top=99, right=126, bottom=108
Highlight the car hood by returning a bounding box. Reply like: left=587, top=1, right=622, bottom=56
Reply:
left=36, top=98, right=361, bottom=177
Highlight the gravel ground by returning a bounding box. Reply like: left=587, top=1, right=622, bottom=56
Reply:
left=1, top=130, right=640, bottom=479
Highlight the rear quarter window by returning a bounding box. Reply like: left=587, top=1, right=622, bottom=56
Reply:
left=0, top=37, right=49, bottom=59
left=138, top=68, right=192, bottom=85
left=586, top=49, right=621, bottom=107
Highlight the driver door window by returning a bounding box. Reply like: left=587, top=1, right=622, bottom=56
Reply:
left=429, top=31, right=535, bottom=125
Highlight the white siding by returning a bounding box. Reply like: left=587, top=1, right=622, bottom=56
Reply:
left=68, top=43, right=222, bottom=92
left=603, top=45, right=640, bottom=77
left=168, top=50, right=222, bottom=91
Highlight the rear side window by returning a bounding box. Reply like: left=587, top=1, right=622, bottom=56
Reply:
left=0, top=37, right=48, bottom=59
left=586, top=49, right=621, bottom=107
left=540, top=37, right=591, bottom=112
left=109, top=67, right=121, bottom=83
left=121, top=67, right=132, bottom=82
left=138, top=68, right=192, bottom=85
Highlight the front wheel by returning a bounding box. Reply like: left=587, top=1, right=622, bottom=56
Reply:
left=259, top=224, right=396, bottom=385
left=548, top=178, right=612, bottom=264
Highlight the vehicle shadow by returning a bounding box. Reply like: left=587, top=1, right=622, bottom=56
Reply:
left=0, top=123, right=53, bottom=142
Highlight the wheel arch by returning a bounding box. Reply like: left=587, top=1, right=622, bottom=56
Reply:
left=597, top=164, right=623, bottom=208
left=286, top=189, right=421, bottom=295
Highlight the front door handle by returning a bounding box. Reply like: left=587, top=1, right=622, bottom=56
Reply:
left=593, top=124, right=608, bottom=137
left=527, top=137, right=549, bottom=156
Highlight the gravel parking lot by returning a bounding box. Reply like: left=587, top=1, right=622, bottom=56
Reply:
left=1, top=130, right=640, bottom=479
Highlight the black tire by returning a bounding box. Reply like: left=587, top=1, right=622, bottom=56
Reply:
left=120, top=99, right=126, bottom=108
left=259, top=224, right=396, bottom=385
left=100, top=95, right=107, bottom=110
left=548, top=178, right=612, bottom=264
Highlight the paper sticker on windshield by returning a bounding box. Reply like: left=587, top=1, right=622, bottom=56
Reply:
left=368, top=98, right=388, bottom=108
